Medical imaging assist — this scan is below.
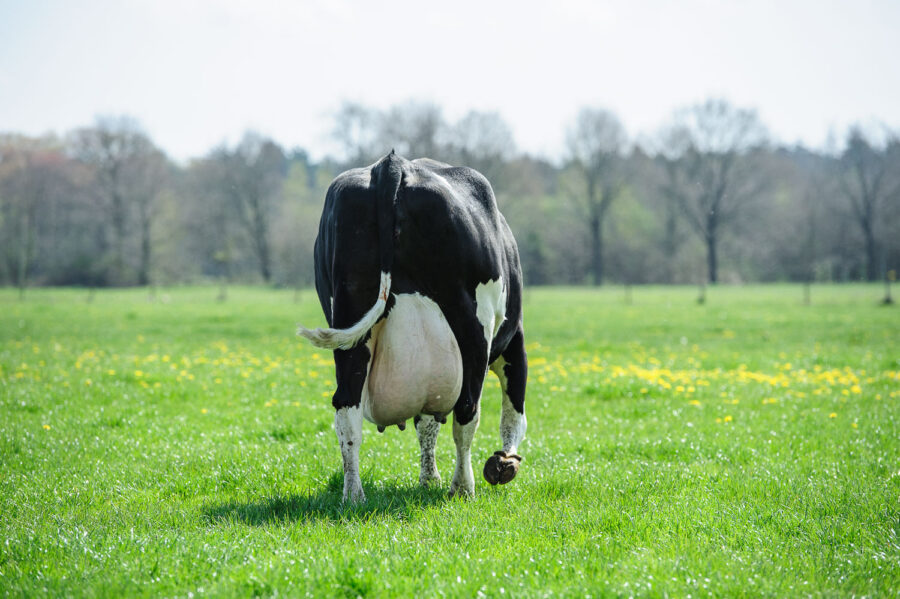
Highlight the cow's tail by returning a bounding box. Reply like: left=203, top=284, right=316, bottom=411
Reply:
left=297, top=151, right=401, bottom=350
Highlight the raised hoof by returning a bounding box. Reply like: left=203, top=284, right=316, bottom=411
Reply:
left=483, top=451, right=522, bottom=486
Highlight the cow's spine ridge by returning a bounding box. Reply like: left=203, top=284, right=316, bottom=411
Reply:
left=297, top=152, right=400, bottom=350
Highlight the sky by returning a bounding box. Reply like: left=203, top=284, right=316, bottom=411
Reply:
left=1, top=0, right=899, bottom=162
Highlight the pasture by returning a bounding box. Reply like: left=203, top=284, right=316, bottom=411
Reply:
left=1, top=285, right=898, bottom=597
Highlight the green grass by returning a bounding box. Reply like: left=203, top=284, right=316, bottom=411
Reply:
left=1, top=284, right=898, bottom=597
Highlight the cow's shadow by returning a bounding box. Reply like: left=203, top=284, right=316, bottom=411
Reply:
left=201, top=471, right=448, bottom=526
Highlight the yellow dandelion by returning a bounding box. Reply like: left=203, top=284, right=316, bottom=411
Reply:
left=851, top=422, right=858, bottom=429
left=828, top=412, right=837, bottom=418
left=724, top=415, right=733, bottom=422
left=42, top=424, right=51, bottom=430
left=84, top=378, right=92, bottom=386
left=134, top=370, right=143, bottom=378
left=321, top=391, right=330, bottom=398
left=201, top=408, right=208, bottom=414
left=689, top=399, right=701, bottom=406
left=850, top=385, right=862, bottom=394
left=715, top=417, right=723, bottom=423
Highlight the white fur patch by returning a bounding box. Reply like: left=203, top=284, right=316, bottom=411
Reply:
left=475, top=278, right=507, bottom=348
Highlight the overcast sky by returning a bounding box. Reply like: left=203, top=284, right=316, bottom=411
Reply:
left=1, top=0, right=898, bottom=162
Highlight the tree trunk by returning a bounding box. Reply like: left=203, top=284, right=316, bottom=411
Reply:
left=663, top=205, right=678, bottom=284
left=259, top=241, right=272, bottom=283
left=590, top=213, right=603, bottom=286
left=138, top=205, right=151, bottom=286
left=863, top=225, right=877, bottom=282
left=111, top=190, right=127, bottom=285
left=706, top=231, right=718, bottom=284
left=17, top=207, right=31, bottom=300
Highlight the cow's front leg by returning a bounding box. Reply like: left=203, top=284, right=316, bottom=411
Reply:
left=331, top=345, right=371, bottom=503
left=485, top=326, right=527, bottom=485
left=415, top=414, right=442, bottom=487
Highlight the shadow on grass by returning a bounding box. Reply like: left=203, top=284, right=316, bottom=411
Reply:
left=201, top=471, right=448, bottom=526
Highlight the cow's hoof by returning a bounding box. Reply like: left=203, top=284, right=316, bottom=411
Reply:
left=483, top=451, right=522, bottom=485
left=448, top=485, right=474, bottom=499
left=343, top=490, right=366, bottom=504
left=419, top=471, right=442, bottom=488
left=448, top=474, right=475, bottom=498
left=342, top=481, right=366, bottom=504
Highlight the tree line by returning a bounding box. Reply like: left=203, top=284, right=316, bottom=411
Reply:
left=1, top=100, right=898, bottom=294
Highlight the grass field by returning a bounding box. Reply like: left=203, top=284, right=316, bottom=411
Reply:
left=1, top=284, right=898, bottom=597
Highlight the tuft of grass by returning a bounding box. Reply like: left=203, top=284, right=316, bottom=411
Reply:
left=1, top=284, right=898, bottom=597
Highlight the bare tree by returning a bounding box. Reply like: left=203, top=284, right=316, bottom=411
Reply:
left=211, top=132, right=286, bottom=283
left=378, top=101, right=446, bottom=158
left=659, top=99, right=768, bottom=284
left=70, top=117, right=166, bottom=285
left=0, top=136, right=75, bottom=296
left=445, top=110, right=516, bottom=186
left=839, top=127, right=900, bottom=281
left=130, top=141, right=168, bottom=286
left=566, top=107, right=626, bottom=285
left=331, top=101, right=380, bottom=167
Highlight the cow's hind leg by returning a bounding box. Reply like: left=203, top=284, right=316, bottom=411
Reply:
left=449, top=403, right=480, bottom=498
left=331, top=345, right=371, bottom=503
left=485, top=326, right=527, bottom=486
left=446, top=305, right=490, bottom=499
left=415, top=414, right=442, bottom=487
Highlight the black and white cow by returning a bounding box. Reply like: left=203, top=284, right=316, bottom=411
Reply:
left=297, top=151, right=527, bottom=502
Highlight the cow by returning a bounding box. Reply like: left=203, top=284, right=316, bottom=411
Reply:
left=297, top=151, right=527, bottom=502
